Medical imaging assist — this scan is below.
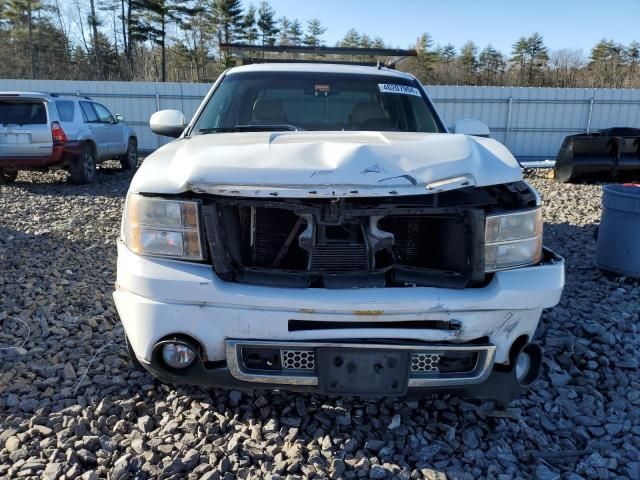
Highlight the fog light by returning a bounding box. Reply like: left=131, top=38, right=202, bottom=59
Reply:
left=515, top=351, right=531, bottom=382
left=161, top=343, right=196, bottom=369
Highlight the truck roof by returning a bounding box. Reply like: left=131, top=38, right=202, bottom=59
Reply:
left=226, top=63, right=416, bottom=80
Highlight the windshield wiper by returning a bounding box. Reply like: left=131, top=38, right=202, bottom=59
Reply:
left=235, top=124, right=303, bottom=131
left=198, top=124, right=304, bottom=134
left=197, top=127, right=241, bottom=134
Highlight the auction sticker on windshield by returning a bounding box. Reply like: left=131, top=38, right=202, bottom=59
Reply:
left=378, top=84, right=422, bottom=97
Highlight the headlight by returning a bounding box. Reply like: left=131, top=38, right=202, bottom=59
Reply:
left=485, top=208, right=542, bottom=272
left=123, top=194, right=204, bottom=260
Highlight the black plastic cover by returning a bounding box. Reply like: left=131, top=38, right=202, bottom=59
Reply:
left=555, top=128, right=640, bottom=182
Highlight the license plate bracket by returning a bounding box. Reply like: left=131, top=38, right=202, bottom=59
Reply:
left=317, top=348, right=410, bottom=395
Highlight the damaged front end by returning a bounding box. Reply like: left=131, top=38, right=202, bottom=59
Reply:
left=200, top=181, right=539, bottom=289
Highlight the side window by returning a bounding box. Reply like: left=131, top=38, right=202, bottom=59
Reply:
left=80, top=102, right=98, bottom=123
left=55, top=101, right=75, bottom=122
left=92, top=103, right=115, bottom=124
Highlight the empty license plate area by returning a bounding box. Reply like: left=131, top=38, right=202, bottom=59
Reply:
left=0, top=133, right=29, bottom=144
left=317, top=348, right=410, bottom=395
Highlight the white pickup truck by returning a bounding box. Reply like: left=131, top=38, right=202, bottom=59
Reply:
left=114, top=63, right=565, bottom=404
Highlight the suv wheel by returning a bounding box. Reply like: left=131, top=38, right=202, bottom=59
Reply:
left=120, top=138, right=138, bottom=170
left=0, top=169, right=18, bottom=185
left=70, top=143, right=97, bottom=184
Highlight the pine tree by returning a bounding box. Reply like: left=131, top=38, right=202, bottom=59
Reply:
left=257, top=1, right=278, bottom=45
left=439, top=43, right=456, bottom=62
left=626, top=41, right=640, bottom=85
left=511, top=33, right=548, bottom=85
left=129, top=0, right=193, bottom=81
left=213, top=0, right=243, bottom=45
left=289, top=18, right=304, bottom=46
left=3, top=0, right=46, bottom=78
left=303, top=18, right=325, bottom=47
left=340, top=29, right=361, bottom=48
left=478, top=44, right=505, bottom=85
left=525, top=32, right=548, bottom=84
left=278, top=16, right=291, bottom=45
left=177, top=0, right=214, bottom=81
left=372, top=36, right=385, bottom=49
left=360, top=33, right=372, bottom=49
left=511, top=36, right=528, bottom=84
left=459, top=41, right=478, bottom=84
left=288, top=18, right=303, bottom=46
left=590, top=38, right=625, bottom=87
left=412, top=33, right=438, bottom=80
left=240, top=5, right=258, bottom=44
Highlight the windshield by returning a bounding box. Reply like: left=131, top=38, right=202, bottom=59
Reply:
left=192, top=71, right=443, bottom=134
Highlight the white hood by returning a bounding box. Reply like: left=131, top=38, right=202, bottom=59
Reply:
left=130, top=131, right=522, bottom=197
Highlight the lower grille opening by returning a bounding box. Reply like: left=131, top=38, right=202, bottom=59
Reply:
left=241, top=347, right=282, bottom=371
left=438, top=351, right=478, bottom=373
left=288, top=319, right=461, bottom=332
left=238, top=345, right=481, bottom=376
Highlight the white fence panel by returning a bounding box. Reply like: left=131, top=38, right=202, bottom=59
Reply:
left=2, top=78, right=640, bottom=159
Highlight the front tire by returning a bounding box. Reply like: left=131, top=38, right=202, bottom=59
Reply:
left=0, top=169, right=18, bottom=185
left=70, top=143, right=97, bottom=184
left=120, top=138, right=138, bottom=170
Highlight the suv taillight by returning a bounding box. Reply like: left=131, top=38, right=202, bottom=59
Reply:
left=51, top=121, right=68, bottom=144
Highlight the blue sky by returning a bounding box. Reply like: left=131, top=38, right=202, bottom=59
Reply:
left=266, top=0, right=640, bottom=54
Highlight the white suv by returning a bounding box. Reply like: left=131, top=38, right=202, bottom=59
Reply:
left=114, top=64, right=565, bottom=404
left=0, top=92, right=137, bottom=184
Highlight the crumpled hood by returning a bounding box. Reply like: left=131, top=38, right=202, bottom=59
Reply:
left=130, top=131, right=522, bottom=197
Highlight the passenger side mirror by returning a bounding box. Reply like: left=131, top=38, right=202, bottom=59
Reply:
left=452, top=119, right=490, bottom=137
left=115, top=113, right=124, bottom=123
left=150, top=109, right=186, bottom=138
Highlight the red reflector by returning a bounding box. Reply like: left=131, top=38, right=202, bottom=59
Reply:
left=51, top=121, right=68, bottom=144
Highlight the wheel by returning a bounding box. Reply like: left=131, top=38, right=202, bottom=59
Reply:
left=120, top=138, right=138, bottom=170
left=0, top=169, right=18, bottom=185
left=70, top=143, right=97, bottom=184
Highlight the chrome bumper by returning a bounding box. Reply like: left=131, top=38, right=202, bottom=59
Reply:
left=226, top=339, right=496, bottom=388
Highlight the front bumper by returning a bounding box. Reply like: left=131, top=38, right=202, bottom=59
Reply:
left=140, top=340, right=534, bottom=404
left=114, top=242, right=564, bottom=394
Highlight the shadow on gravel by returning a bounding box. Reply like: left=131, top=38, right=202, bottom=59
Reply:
left=5, top=162, right=136, bottom=199
left=1, top=195, right=639, bottom=478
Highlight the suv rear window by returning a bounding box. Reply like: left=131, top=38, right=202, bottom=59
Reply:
left=55, top=101, right=75, bottom=122
left=0, top=100, right=47, bottom=125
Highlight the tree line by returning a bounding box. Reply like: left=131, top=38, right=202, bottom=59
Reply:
left=406, top=33, right=640, bottom=88
left=2, top=0, right=640, bottom=88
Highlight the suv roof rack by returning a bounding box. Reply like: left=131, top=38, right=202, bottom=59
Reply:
left=220, top=43, right=417, bottom=69
left=48, top=93, right=92, bottom=100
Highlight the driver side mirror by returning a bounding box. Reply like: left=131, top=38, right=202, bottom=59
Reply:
left=115, top=113, right=124, bottom=123
left=452, top=118, right=490, bottom=137
left=150, top=109, right=186, bottom=138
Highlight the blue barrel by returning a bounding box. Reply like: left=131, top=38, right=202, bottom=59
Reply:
left=595, top=184, right=640, bottom=277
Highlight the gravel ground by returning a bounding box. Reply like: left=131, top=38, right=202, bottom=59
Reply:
left=1, top=165, right=639, bottom=480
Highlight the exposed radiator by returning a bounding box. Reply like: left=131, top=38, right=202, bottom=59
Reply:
left=309, top=243, right=368, bottom=271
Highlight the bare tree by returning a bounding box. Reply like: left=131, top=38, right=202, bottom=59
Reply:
left=88, top=0, right=103, bottom=77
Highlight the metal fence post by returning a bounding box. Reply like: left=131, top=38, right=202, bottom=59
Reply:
left=586, top=98, right=595, bottom=134
left=504, top=97, right=513, bottom=149
left=155, top=92, right=161, bottom=148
